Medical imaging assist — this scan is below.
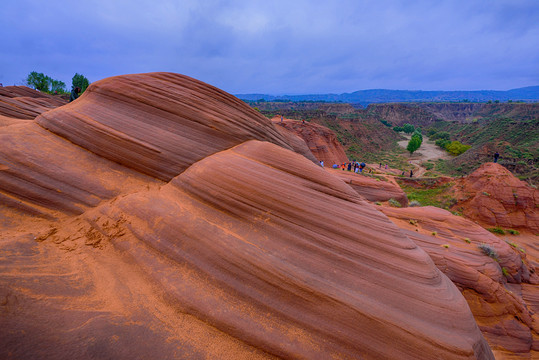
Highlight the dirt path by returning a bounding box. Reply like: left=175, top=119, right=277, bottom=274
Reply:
left=398, top=135, right=452, bottom=177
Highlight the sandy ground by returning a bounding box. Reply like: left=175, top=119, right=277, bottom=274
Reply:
left=398, top=134, right=452, bottom=177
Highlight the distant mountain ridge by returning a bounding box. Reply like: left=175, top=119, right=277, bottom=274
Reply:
left=237, top=86, right=539, bottom=105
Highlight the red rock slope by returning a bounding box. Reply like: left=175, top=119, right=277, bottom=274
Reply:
left=272, top=116, right=349, bottom=166
left=380, top=206, right=539, bottom=357
left=0, top=86, right=66, bottom=120
left=37, top=73, right=315, bottom=181
left=452, top=163, right=539, bottom=233
left=0, top=73, right=493, bottom=359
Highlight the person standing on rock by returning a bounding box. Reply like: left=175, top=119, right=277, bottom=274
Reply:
left=410, top=170, right=413, bottom=177
left=281, top=115, right=283, bottom=123
left=494, top=152, right=500, bottom=163
left=70, top=87, right=81, bottom=102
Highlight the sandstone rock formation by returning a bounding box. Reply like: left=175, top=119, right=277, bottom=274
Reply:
left=380, top=206, right=539, bottom=357
left=452, top=163, right=539, bottom=233
left=331, top=168, right=408, bottom=206
left=1, top=73, right=494, bottom=359
left=0, top=86, right=66, bottom=120
left=272, top=116, right=349, bottom=166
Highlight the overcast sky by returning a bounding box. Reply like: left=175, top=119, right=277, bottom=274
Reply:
left=1, top=0, right=538, bottom=94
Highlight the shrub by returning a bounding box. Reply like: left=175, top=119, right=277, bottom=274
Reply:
left=409, top=200, right=421, bottom=207
left=464, top=238, right=471, bottom=243
left=506, top=229, right=520, bottom=235
left=487, top=227, right=505, bottom=235
left=502, top=267, right=509, bottom=277
left=409, top=219, right=418, bottom=225
left=388, top=198, right=401, bottom=207
left=445, top=141, right=471, bottom=156
left=478, top=243, right=499, bottom=261
left=431, top=231, right=437, bottom=236
left=442, top=244, right=450, bottom=248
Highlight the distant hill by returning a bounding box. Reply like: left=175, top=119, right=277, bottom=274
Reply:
left=237, top=86, right=539, bottom=106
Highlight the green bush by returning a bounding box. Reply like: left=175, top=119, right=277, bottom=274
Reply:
left=487, top=227, right=505, bottom=235
left=445, top=141, right=471, bottom=156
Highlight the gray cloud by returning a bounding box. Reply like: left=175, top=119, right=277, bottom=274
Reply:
left=1, top=0, right=537, bottom=93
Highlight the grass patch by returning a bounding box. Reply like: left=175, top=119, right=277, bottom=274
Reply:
left=396, top=181, right=456, bottom=209
left=487, top=227, right=505, bottom=235
left=506, top=229, right=520, bottom=235
left=505, top=240, right=526, bottom=253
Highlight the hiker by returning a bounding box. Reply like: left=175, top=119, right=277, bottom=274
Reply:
left=494, top=152, right=499, bottom=163
left=354, top=163, right=359, bottom=173
left=385, top=164, right=388, bottom=169
left=401, top=171, right=405, bottom=176
left=360, top=162, right=366, bottom=173
left=280, top=115, right=283, bottom=123
left=379, top=163, right=382, bottom=168
left=410, top=170, right=413, bottom=178
left=70, top=87, right=81, bottom=102
left=320, top=160, right=324, bottom=167
left=347, top=162, right=352, bottom=171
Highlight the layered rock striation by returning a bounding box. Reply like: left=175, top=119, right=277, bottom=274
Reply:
left=1, top=73, right=494, bottom=359
left=452, top=163, right=539, bottom=233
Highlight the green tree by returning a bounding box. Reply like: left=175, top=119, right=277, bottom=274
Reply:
left=72, top=73, right=90, bottom=93
left=393, top=126, right=403, bottom=132
left=26, top=71, right=50, bottom=91
left=50, top=79, right=66, bottom=93
left=407, top=134, right=422, bottom=154
left=402, top=123, right=415, bottom=134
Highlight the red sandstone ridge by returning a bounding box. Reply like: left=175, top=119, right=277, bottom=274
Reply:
left=330, top=168, right=409, bottom=206
left=272, top=116, right=349, bottom=165
left=1, top=73, right=494, bottom=359
left=380, top=206, right=539, bottom=357
left=0, top=86, right=66, bottom=121
left=452, top=163, right=539, bottom=233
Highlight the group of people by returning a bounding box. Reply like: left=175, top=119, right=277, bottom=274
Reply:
left=329, top=161, right=367, bottom=173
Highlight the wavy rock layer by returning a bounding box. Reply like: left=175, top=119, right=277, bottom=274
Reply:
left=0, top=86, right=66, bottom=119
left=0, top=72, right=494, bottom=359
left=453, top=163, right=539, bottom=233
left=273, top=117, right=349, bottom=165
left=81, top=140, right=492, bottom=359
left=37, top=73, right=299, bottom=181
left=332, top=169, right=409, bottom=206
left=0, top=122, right=161, bottom=218
left=380, top=206, right=539, bottom=357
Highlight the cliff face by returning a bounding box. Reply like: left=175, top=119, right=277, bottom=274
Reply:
left=366, top=102, right=539, bottom=125
left=0, top=72, right=493, bottom=359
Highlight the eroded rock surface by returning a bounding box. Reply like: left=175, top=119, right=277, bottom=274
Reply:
left=452, top=163, right=539, bottom=233
left=272, top=117, right=349, bottom=166
left=0, top=73, right=494, bottom=359
left=0, top=86, right=66, bottom=120
left=381, top=206, right=539, bottom=357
